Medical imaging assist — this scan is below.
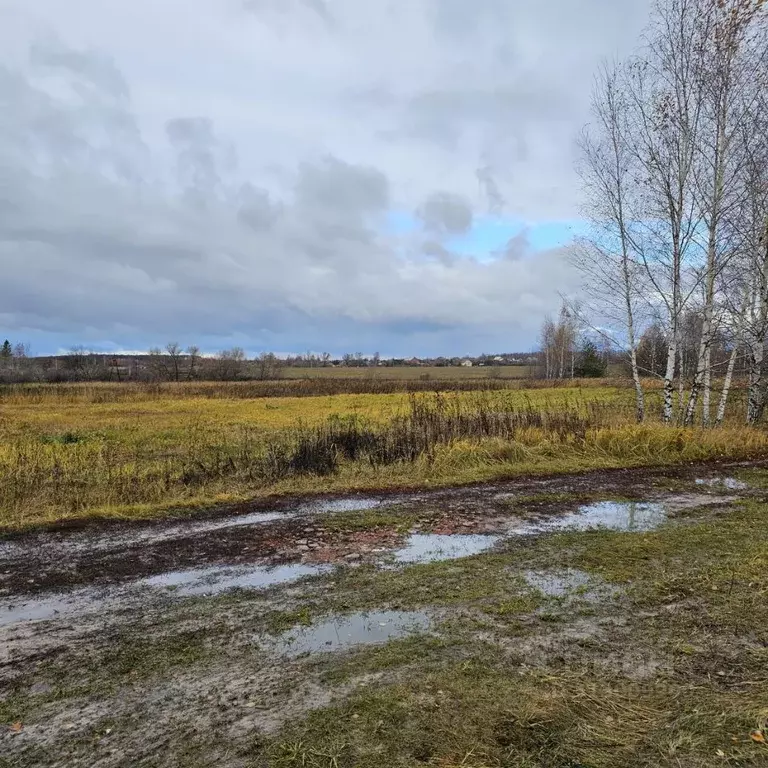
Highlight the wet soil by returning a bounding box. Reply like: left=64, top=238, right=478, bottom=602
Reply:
left=1, top=459, right=765, bottom=767
left=0, top=458, right=759, bottom=597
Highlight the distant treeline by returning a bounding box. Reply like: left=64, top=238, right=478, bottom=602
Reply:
left=0, top=342, right=549, bottom=384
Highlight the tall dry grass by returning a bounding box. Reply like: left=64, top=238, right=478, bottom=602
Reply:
left=0, top=387, right=765, bottom=530
left=0, top=376, right=637, bottom=405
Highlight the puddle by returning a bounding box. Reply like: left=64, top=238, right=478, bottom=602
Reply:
left=140, top=563, right=330, bottom=596
left=516, top=501, right=668, bottom=534
left=524, top=569, right=593, bottom=597
left=2, top=497, right=388, bottom=563
left=108, top=511, right=289, bottom=548
left=1, top=563, right=330, bottom=627
left=1, top=591, right=105, bottom=627
left=275, top=610, right=431, bottom=656
left=300, top=497, right=384, bottom=514
left=392, top=533, right=500, bottom=564
left=695, top=477, right=748, bottom=491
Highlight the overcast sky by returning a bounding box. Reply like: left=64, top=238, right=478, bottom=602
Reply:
left=0, top=0, right=651, bottom=357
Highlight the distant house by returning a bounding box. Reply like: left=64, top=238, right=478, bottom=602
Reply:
left=460, top=359, right=473, bottom=367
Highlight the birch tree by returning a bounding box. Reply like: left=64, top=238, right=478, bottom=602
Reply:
left=624, top=0, right=706, bottom=423
left=575, top=62, right=646, bottom=421
left=684, top=0, right=767, bottom=425
left=739, top=92, right=768, bottom=423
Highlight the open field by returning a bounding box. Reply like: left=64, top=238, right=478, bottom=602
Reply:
left=283, top=365, right=535, bottom=380
left=281, top=365, right=625, bottom=380
left=2, top=380, right=767, bottom=766
left=0, top=379, right=763, bottom=531
left=2, top=462, right=767, bottom=766
left=0, top=379, right=762, bottom=531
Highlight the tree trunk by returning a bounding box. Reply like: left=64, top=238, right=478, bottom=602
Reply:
left=747, top=221, right=768, bottom=423
left=748, top=341, right=766, bottom=424
left=630, top=347, right=645, bottom=422
left=662, top=339, right=677, bottom=424
left=702, top=345, right=712, bottom=427
left=685, top=270, right=716, bottom=426
left=715, top=345, right=738, bottom=426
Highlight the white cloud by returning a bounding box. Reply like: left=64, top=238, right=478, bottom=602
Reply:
left=0, top=0, right=651, bottom=355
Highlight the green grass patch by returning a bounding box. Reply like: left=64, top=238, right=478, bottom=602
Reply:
left=259, top=662, right=766, bottom=767
left=326, top=556, right=533, bottom=613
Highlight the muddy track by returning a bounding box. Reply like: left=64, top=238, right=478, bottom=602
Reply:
left=1, top=459, right=766, bottom=767
left=1, top=458, right=761, bottom=598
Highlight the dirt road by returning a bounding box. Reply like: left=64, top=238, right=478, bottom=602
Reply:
left=1, top=460, right=766, bottom=767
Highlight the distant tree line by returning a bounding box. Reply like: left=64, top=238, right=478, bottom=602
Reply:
left=0, top=340, right=539, bottom=384
left=0, top=341, right=284, bottom=383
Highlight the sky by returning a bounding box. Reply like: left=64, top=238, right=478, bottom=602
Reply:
left=0, top=0, right=651, bottom=357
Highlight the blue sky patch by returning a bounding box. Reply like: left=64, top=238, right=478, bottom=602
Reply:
left=385, top=210, right=587, bottom=261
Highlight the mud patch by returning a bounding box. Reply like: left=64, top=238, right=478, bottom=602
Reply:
left=141, top=562, right=331, bottom=596
left=273, top=610, right=432, bottom=656
left=392, top=533, right=501, bottom=564
left=1, top=563, right=330, bottom=628
left=695, top=476, right=749, bottom=491
left=524, top=568, right=593, bottom=597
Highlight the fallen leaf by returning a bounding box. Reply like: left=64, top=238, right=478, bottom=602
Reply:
left=750, top=730, right=766, bottom=744
left=10, top=722, right=22, bottom=733
left=716, top=749, right=726, bottom=757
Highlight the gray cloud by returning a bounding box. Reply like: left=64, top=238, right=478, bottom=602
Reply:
left=294, top=156, right=389, bottom=217
left=0, top=1, right=650, bottom=355
left=29, top=36, right=129, bottom=99
left=499, top=230, right=531, bottom=261
left=417, top=192, right=473, bottom=235
left=237, top=183, right=281, bottom=232
left=166, top=117, right=238, bottom=206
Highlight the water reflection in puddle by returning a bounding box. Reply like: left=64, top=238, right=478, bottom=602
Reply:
left=393, top=534, right=500, bottom=564
left=300, top=498, right=384, bottom=514
left=695, top=477, right=748, bottom=491
left=141, top=563, right=330, bottom=596
left=516, top=501, right=668, bottom=534
left=1, top=591, right=105, bottom=627
left=1, top=563, right=329, bottom=627
left=276, top=610, right=431, bottom=656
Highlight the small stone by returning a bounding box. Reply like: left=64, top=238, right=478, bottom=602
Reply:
left=297, top=545, right=310, bottom=552
left=296, top=539, right=308, bottom=546
left=344, top=553, right=362, bottom=562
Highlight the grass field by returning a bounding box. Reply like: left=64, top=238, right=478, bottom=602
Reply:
left=0, top=378, right=764, bottom=531
left=3, top=379, right=768, bottom=767
left=283, top=365, right=535, bottom=379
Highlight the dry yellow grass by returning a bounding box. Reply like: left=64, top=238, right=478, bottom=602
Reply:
left=0, top=381, right=762, bottom=530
